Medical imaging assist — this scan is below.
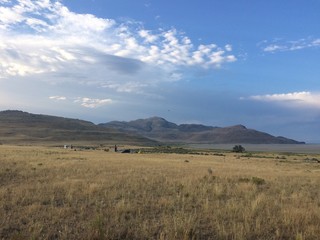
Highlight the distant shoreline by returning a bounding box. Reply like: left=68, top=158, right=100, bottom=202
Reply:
left=186, top=143, right=320, bottom=154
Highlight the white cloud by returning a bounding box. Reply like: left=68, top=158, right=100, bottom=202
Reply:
left=312, top=39, right=320, bottom=46
left=48, top=95, right=113, bottom=108
left=261, top=38, right=320, bottom=53
left=49, top=95, right=66, bottom=101
left=225, top=44, right=232, bottom=51
left=263, top=44, right=285, bottom=52
left=74, top=97, right=113, bottom=108
left=138, top=29, right=157, bottom=43
left=247, top=91, right=320, bottom=109
left=0, top=0, right=236, bottom=80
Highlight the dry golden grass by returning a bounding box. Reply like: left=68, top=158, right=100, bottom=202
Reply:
left=1, top=145, right=320, bottom=239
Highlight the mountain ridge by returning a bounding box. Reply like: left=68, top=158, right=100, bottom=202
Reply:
left=100, top=116, right=305, bottom=144
left=0, top=110, right=155, bottom=145
left=0, top=111, right=305, bottom=145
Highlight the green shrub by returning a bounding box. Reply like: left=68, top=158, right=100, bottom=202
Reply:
left=232, top=145, right=245, bottom=153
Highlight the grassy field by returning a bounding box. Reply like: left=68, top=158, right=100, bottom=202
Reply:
left=1, top=145, right=320, bottom=239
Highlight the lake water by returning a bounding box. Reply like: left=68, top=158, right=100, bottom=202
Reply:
left=185, top=144, right=320, bottom=154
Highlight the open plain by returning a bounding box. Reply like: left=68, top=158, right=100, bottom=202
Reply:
left=1, top=145, right=320, bottom=239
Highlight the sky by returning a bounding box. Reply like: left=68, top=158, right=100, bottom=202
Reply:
left=0, top=0, right=320, bottom=143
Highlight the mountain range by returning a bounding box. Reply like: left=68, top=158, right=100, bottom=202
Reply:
left=0, top=110, right=154, bottom=145
left=101, top=116, right=304, bottom=144
left=0, top=110, right=304, bottom=145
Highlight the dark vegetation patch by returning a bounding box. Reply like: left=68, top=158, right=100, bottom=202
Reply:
left=241, top=153, right=275, bottom=159
left=304, top=157, right=320, bottom=163
left=137, top=146, right=224, bottom=155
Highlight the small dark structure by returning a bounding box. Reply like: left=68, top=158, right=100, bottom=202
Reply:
left=121, top=149, right=131, bottom=153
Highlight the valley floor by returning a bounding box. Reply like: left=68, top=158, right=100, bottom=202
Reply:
left=1, top=145, right=320, bottom=239
left=186, top=143, right=320, bottom=154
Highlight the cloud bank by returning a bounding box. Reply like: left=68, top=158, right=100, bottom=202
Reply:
left=247, top=91, right=320, bottom=109
left=0, top=0, right=237, bottom=109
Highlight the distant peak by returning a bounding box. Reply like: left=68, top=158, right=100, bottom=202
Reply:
left=229, top=124, right=247, bottom=130
left=147, top=116, right=167, bottom=121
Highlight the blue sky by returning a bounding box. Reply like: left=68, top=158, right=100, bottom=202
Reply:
left=0, top=0, right=319, bottom=142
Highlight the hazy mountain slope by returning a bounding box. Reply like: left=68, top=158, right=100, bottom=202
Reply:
left=0, top=110, right=155, bottom=145
left=0, top=111, right=304, bottom=145
left=100, top=117, right=304, bottom=144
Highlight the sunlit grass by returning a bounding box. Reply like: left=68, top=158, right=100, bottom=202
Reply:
left=1, top=145, right=320, bottom=239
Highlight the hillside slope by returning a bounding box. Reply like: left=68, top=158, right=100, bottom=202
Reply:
left=100, top=117, right=305, bottom=144
left=0, top=110, right=155, bottom=145
left=0, top=111, right=304, bottom=145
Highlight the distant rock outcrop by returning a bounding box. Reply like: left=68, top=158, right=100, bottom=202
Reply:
left=100, top=117, right=305, bottom=144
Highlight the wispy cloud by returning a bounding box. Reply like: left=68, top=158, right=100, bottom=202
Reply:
left=49, top=96, right=66, bottom=101
left=49, top=96, right=113, bottom=108
left=74, top=97, right=113, bottom=108
left=260, top=38, right=320, bottom=53
left=245, top=91, right=320, bottom=109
